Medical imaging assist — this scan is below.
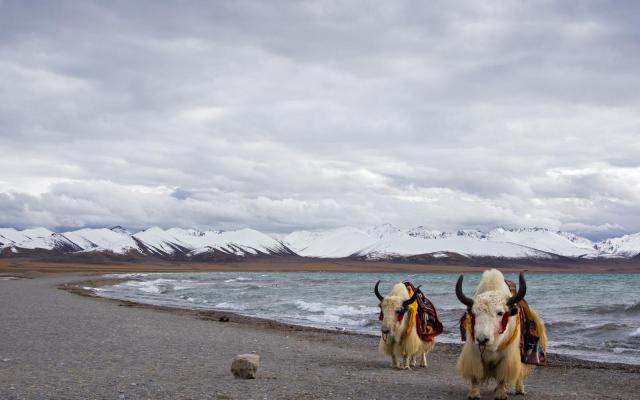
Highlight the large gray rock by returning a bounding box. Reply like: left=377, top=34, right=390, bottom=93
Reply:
left=230, top=354, right=260, bottom=379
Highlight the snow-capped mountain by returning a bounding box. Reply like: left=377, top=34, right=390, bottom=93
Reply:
left=0, top=227, right=81, bottom=253
left=594, top=233, right=640, bottom=257
left=2, top=224, right=640, bottom=261
left=284, top=226, right=551, bottom=259
left=485, top=227, right=598, bottom=258
left=0, top=226, right=291, bottom=259
left=283, top=225, right=634, bottom=259
left=62, top=227, right=138, bottom=254
left=283, top=227, right=378, bottom=258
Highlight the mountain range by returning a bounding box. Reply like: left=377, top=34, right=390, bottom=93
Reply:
left=2, top=224, right=640, bottom=262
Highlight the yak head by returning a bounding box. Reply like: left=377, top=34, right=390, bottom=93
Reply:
left=455, top=269, right=526, bottom=349
left=374, top=281, right=418, bottom=343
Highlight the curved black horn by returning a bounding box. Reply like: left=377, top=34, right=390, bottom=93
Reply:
left=374, top=280, right=384, bottom=301
left=507, top=272, right=526, bottom=306
left=455, top=275, right=474, bottom=309
left=402, top=285, right=420, bottom=308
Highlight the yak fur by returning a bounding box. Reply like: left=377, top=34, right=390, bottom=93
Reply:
left=457, top=269, right=547, bottom=399
left=378, top=283, right=436, bottom=369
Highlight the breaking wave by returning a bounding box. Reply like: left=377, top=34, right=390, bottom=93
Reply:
left=294, top=300, right=378, bottom=316
left=575, top=301, right=640, bottom=315
left=625, top=302, right=640, bottom=314
left=224, top=277, right=252, bottom=283
left=214, top=302, right=247, bottom=311
left=115, top=279, right=176, bottom=294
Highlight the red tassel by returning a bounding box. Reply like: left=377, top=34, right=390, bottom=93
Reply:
left=500, top=312, right=510, bottom=333
left=378, top=311, right=384, bottom=321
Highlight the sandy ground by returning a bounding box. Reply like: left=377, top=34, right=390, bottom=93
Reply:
left=1, top=275, right=639, bottom=400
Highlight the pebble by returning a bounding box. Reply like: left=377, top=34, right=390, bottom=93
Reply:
left=231, top=354, right=260, bottom=379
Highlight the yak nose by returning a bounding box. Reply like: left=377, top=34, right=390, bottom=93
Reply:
left=476, top=336, right=489, bottom=346
left=381, top=327, right=390, bottom=334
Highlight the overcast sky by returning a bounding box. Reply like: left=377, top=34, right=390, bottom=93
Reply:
left=1, top=1, right=639, bottom=238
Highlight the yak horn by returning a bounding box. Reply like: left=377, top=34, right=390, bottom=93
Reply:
left=507, top=272, right=526, bottom=306
left=374, top=280, right=384, bottom=301
left=402, top=285, right=420, bottom=308
left=455, top=275, right=474, bottom=309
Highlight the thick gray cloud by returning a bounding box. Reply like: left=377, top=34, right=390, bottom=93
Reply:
left=1, top=0, right=639, bottom=239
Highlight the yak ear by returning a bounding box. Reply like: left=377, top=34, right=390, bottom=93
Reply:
left=509, top=306, right=518, bottom=316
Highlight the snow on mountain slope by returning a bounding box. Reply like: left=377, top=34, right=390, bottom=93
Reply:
left=368, top=235, right=549, bottom=259
left=282, top=230, right=324, bottom=253
left=132, top=227, right=191, bottom=255
left=132, top=227, right=288, bottom=256
left=214, top=228, right=287, bottom=254
left=62, top=228, right=140, bottom=254
left=1, top=226, right=289, bottom=257
left=0, top=227, right=80, bottom=252
left=0, top=227, right=54, bottom=245
left=284, top=225, right=549, bottom=259
left=366, top=223, right=403, bottom=240
left=487, top=228, right=597, bottom=257
left=185, top=228, right=290, bottom=256
left=406, top=226, right=449, bottom=239
left=284, top=225, right=599, bottom=259
left=595, top=233, right=640, bottom=257
left=285, top=227, right=378, bottom=258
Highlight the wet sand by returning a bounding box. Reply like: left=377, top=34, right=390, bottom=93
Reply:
left=1, top=274, right=639, bottom=399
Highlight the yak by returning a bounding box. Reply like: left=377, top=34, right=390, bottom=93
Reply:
left=374, top=281, right=436, bottom=369
left=455, top=269, right=547, bottom=399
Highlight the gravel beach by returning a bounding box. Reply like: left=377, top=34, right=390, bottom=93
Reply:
left=1, top=274, right=639, bottom=400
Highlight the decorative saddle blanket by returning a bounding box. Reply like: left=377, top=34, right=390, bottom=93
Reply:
left=404, top=281, right=443, bottom=342
left=458, top=279, right=546, bottom=366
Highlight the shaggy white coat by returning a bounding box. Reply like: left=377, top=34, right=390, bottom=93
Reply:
left=378, top=283, right=436, bottom=369
left=457, top=269, right=547, bottom=400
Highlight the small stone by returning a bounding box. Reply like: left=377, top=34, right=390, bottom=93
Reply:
left=1, top=358, right=10, bottom=362
left=230, top=354, right=260, bottom=379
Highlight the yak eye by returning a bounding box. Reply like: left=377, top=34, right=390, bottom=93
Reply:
left=497, top=311, right=504, bottom=316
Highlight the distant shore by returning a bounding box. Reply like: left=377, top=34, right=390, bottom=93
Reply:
left=1, top=274, right=639, bottom=399
left=2, top=256, right=640, bottom=274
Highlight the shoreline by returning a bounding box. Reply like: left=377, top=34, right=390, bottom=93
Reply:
left=2, top=256, right=640, bottom=274
left=2, top=273, right=639, bottom=399
left=61, top=275, right=640, bottom=372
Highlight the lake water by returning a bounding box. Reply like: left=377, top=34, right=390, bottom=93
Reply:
left=91, top=272, right=640, bottom=365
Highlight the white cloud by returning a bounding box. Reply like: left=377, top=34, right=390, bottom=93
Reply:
left=1, top=1, right=640, bottom=239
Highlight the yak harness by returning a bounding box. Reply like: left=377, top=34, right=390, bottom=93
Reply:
left=403, top=282, right=443, bottom=343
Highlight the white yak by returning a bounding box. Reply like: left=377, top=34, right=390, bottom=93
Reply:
left=374, top=281, right=436, bottom=369
left=455, top=269, right=547, bottom=399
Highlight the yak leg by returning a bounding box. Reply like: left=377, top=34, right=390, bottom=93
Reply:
left=391, top=354, right=399, bottom=368
left=515, top=379, right=526, bottom=395
left=410, top=354, right=418, bottom=367
left=401, top=354, right=411, bottom=369
left=420, top=352, right=428, bottom=368
left=494, top=380, right=508, bottom=400
left=468, top=378, right=481, bottom=400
